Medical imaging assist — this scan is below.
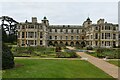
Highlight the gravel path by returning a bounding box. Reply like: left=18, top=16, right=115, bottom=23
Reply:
left=67, top=46, right=119, bottom=79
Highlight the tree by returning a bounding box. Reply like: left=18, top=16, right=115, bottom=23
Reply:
left=2, top=26, right=15, bottom=69
left=2, top=43, right=15, bottom=69
left=81, top=41, right=86, bottom=48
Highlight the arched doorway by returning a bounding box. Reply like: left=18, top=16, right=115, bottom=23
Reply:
left=76, top=41, right=80, bottom=47
left=54, top=41, right=58, bottom=46
left=70, top=42, right=74, bottom=46
left=65, top=42, right=68, bottom=46
left=60, top=41, right=64, bottom=46
left=48, top=41, right=53, bottom=46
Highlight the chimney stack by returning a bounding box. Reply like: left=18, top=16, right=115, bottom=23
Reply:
left=32, top=17, right=37, bottom=23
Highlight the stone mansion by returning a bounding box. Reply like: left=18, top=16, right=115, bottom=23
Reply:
left=17, top=17, right=119, bottom=48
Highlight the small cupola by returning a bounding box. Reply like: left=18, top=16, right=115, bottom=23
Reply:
left=86, top=17, right=91, bottom=21
left=43, top=16, right=47, bottom=20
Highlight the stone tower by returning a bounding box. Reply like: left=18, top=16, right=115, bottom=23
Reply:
left=41, top=16, right=49, bottom=46
left=83, top=17, right=92, bottom=28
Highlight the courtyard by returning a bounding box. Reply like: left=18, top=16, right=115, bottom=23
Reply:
left=2, top=46, right=119, bottom=80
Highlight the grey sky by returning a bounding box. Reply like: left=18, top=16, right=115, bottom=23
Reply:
left=1, top=2, right=118, bottom=25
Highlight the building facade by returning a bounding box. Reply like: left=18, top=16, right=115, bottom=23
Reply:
left=17, top=17, right=119, bottom=48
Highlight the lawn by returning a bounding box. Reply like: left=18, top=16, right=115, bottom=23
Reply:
left=86, top=48, right=120, bottom=59
left=2, top=59, right=114, bottom=79
left=107, top=60, right=120, bottom=67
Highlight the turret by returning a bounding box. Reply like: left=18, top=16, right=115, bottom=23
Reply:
left=83, top=17, right=92, bottom=28
left=41, top=16, right=49, bottom=26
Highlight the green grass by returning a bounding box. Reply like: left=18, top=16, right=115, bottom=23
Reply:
left=11, top=46, right=56, bottom=57
left=2, top=59, right=113, bottom=78
left=86, top=52, right=97, bottom=57
left=107, top=60, right=120, bottom=67
left=86, top=48, right=120, bottom=59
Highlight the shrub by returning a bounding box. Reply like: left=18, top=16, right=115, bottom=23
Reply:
left=86, top=46, right=93, bottom=50
left=69, top=52, right=78, bottom=58
left=96, top=48, right=104, bottom=53
left=2, top=43, right=15, bottom=69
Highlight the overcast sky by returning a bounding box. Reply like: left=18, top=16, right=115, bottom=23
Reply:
left=0, top=2, right=118, bottom=25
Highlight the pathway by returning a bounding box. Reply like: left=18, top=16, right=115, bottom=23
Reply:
left=67, top=46, right=119, bottom=79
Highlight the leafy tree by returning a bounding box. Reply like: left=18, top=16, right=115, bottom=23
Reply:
left=2, top=26, right=8, bottom=43
left=81, top=41, right=86, bottom=48
left=2, top=43, right=15, bottom=69
left=2, top=27, right=15, bottom=69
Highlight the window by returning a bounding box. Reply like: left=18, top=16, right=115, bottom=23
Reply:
left=113, top=41, right=116, bottom=47
left=55, top=29, right=57, bottom=32
left=66, top=36, right=68, bottom=40
left=40, top=41, right=42, bottom=45
left=55, top=36, right=57, bottom=40
left=40, top=32, right=42, bottom=38
left=28, top=25, right=34, bottom=29
left=91, top=35, right=93, bottom=39
left=76, top=36, right=79, bottom=40
left=106, top=41, right=110, bottom=46
left=71, top=29, right=74, bottom=33
left=102, top=41, right=104, bottom=45
left=105, top=26, right=110, bottom=30
left=49, top=36, right=52, bottom=39
left=31, top=25, right=34, bottom=29
left=102, top=33, right=104, bottom=39
left=105, top=41, right=106, bottom=46
left=71, top=36, right=74, bottom=40
left=35, top=40, right=36, bottom=45
left=28, top=32, right=34, bottom=38
left=22, top=32, right=24, bottom=38
left=77, top=29, right=79, bottom=33
left=96, top=26, right=98, bottom=30
left=105, top=33, right=110, bottom=39
left=113, top=34, right=116, bottom=39
left=95, top=33, right=98, bottom=39
left=28, top=40, right=34, bottom=45
left=113, top=27, right=116, bottom=30
left=26, top=32, right=27, bottom=38
left=22, top=25, right=25, bottom=29
left=95, top=41, right=98, bottom=46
